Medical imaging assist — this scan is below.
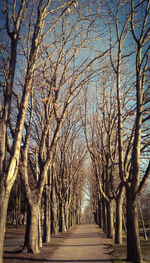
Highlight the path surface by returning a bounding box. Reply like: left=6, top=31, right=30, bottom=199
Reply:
left=47, top=223, right=112, bottom=263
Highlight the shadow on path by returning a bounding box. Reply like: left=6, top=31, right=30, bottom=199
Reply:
left=4, top=224, right=113, bottom=263
left=4, top=257, right=116, bottom=262
left=69, top=232, right=101, bottom=239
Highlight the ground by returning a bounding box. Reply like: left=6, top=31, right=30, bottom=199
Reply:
left=3, top=224, right=150, bottom=263
left=4, top=225, right=75, bottom=263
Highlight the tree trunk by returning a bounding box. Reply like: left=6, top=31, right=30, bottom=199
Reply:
left=138, top=199, right=148, bottom=240
left=23, top=203, right=40, bottom=254
left=75, top=195, right=80, bottom=225
left=15, top=177, right=21, bottom=227
left=98, top=198, right=103, bottom=228
left=72, top=197, right=77, bottom=226
left=71, top=205, right=75, bottom=227
left=93, top=211, right=97, bottom=224
left=43, top=187, right=51, bottom=243
left=0, top=187, right=11, bottom=263
left=65, top=204, right=69, bottom=230
left=106, top=201, right=114, bottom=239
left=51, top=207, right=58, bottom=235
left=126, top=190, right=142, bottom=263
left=68, top=207, right=72, bottom=228
left=51, top=186, right=58, bottom=235
left=59, top=202, right=66, bottom=232
left=76, top=209, right=79, bottom=225
left=115, top=187, right=124, bottom=244
left=102, top=198, right=107, bottom=233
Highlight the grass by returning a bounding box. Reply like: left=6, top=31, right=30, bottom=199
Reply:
left=100, top=227, right=150, bottom=263
left=101, top=232, right=150, bottom=263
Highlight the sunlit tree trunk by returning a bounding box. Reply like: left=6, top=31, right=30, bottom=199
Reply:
left=115, top=186, right=124, bottom=244
left=59, top=201, right=66, bottom=232
left=0, top=2, right=26, bottom=261
left=23, top=203, right=40, bottom=253
left=0, top=187, right=12, bottom=262
left=69, top=207, right=73, bottom=227
left=71, top=198, right=76, bottom=227
left=21, top=151, right=43, bottom=254
left=65, top=204, right=70, bottom=230
left=51, top=182, right=58, bottom=235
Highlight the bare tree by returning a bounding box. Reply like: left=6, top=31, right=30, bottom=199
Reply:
left=125, top=1, right=150, bottom=262
left=81, top=81, right=118, bottom=239
left=18, top=1, right=105, bottom=253
left=107, top=0, right=150, bottom=261
left=55, top=108, right=86, bottom=231
left=0, top=0, right=74, bottom=260
left=0, top=1, right=28, bottom=261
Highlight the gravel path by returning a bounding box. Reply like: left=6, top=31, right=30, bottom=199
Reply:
left=47, top=223, right=112, bottom=263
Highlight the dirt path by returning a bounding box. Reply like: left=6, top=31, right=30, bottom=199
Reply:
left=4, top=223, right=112, bottom=263
left=47, top=223, right=112, bottom=263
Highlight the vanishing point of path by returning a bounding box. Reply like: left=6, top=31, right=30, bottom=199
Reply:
left=47, top=223, right=112, bottom=263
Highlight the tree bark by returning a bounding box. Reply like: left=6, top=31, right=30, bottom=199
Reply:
left=115, top=187, right=124, bottom=244
left=23, top=203, right=40, bottom=254
left=65, top=204, right=69, bottom=230
left=43, top=186, right=51, bottom=243
left=102, top=198, right=107, bottom=233
left=106, top=201, right=114, bottom=239
left=98, top=198, right=103, bottom=228
left=126, top=189, right=142, bottom=263
left=51, top=184, right=58, bottom=235
left=0, top=3, right=26, bottom=262
left=59, top=202, right=66, bottom=232
left=0, top=187, right=11, bottom=263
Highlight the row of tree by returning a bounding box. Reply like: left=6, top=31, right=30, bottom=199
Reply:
left=0, top=0, right=94, bottom=261
left=0, top=1, right=149, bottom=263
left=81, top=0, right=150, bottom=261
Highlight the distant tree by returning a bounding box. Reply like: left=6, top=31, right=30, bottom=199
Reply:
left=81, top=82, right=118, bottom=239
left=139, top=190, right=150, bottom=228
left=7, top=174, right=24, bottom=227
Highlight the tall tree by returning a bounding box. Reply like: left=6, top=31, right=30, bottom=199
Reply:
left=19, top=1, right=104, bottom=252
left=0, top=0, right=65, bottom=260
left=108, top=0, right=150, bottom=261
left=0, top=1, right=27, bottom=261
left=125, top=1, right=150, bottom=262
